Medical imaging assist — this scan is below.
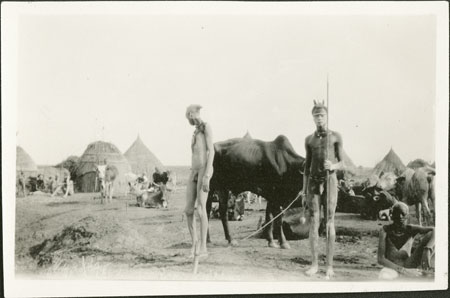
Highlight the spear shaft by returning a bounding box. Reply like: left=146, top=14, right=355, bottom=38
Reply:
left=326, top=74, right=330, bottom=240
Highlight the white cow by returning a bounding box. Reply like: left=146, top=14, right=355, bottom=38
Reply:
left=96, top=165, right=118, bottom=203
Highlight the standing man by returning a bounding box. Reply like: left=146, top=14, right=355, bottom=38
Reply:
left=302, top=100, right=344, bottom=279
left=17, top=171, right=27, bottom=197
left=185, top=104, right=214, bottom=257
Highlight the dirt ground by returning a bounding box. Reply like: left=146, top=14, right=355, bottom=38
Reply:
left=15, top=183, right=433, bottom=282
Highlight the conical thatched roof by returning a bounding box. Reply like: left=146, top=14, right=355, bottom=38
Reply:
left=76, top=141, right=131, bottom=175
left=243, top=131, right=252, bottom=139
left=124, top=135, right=164, bottom=175
left=76, top=141, right=131, bottom=195
left=373, top=148, right=406, bottom=176
left=16, top=146, right=38, bottom=174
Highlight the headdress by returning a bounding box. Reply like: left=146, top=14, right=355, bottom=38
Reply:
left=312, top=100, right=327, bottom=115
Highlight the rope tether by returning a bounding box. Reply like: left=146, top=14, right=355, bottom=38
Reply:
left=240, top=190, right=303, bottom=241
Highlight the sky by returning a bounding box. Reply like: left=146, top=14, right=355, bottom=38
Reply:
left=16, top=13, right=436, bottom=167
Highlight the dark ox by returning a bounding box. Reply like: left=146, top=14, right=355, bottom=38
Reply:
left=337, top=180, right=398, bottom=220
left=206, top=135, right=304, bottom=249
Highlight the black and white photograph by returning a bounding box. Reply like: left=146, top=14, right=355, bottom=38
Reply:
left=2, top=1, right=448, bottom=297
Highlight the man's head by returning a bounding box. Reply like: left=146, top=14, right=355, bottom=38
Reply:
left=312, top=100, right=327, bottom=129
left=391, top=202, right=409, bottom=226
left=186, top=104, right=202, bottom=126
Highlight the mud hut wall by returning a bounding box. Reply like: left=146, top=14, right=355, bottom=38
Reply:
left=77, top=172, right=98, bottom=193
left=76, top=164, right=131, bottom=195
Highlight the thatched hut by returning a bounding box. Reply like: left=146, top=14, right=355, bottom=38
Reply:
left=373, top=148, right=406, bottom=176
left=243, top=131, right=252, bottom=139
left=76, top=141, right=131, bottom=195
left=16, top=146, right=38, bottom=176
left=124, top=135, right=164, bottom=176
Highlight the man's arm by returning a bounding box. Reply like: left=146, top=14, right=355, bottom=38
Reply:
left=202, top=123, right=215, bottom=192
left=302, top=136, right=311, bottom=195
left=326, top=131, right=344, bottom=171
left=378, top=228, right=405, bottom=271
left=377, top=227, right=422, bottom=277
left=410, top=225, right=434, bottom=237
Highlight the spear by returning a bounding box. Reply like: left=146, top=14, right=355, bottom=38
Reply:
left=326, top=74, right=330, bottom=241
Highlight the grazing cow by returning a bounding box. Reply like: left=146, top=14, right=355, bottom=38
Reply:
left=206, top=135, right=304, bottom=249
left=394, top=167, right=435, bottom=226
left=96, top=165, right=118, bottom=203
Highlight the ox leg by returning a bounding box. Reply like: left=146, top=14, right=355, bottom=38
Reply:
left=218, top=190, right=230, bottom=242
left=421, top=193, right=432, bottom=226
left=415, top=202, right=422, bottom=226
left=206, top=192, right=213, bottom=243
left=428, top=180, right=435, bottom=224
left=275, top=206, right=290, bottom=249
left=109, top=184, right=114, bottom=203
left=266, top=201, right=279, bottom=248
left=218, top=190, right=237, bottom=246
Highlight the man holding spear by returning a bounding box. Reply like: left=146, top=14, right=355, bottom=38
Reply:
left=302, top=99, right=344, bottom=279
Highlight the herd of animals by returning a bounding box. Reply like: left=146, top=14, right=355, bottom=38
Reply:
left=128, top=134, right=435, bottom=248
left=17, top=134, right=435, bottom=249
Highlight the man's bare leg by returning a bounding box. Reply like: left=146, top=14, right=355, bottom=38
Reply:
left=196, top=173, right=209, bottom=256
left=306, top=194, right=320, bottom=276
left=185, top=177, right=198, bottom=257
left=325, top=176, right=338, bottom=279
left=325, top=199, right=337, bottom=279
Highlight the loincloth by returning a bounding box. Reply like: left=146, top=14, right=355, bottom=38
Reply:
left=307, top=172, right=337, bottom=196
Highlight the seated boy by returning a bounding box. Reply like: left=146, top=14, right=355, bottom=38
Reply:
left=377, top=202, right=434, bottom=278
